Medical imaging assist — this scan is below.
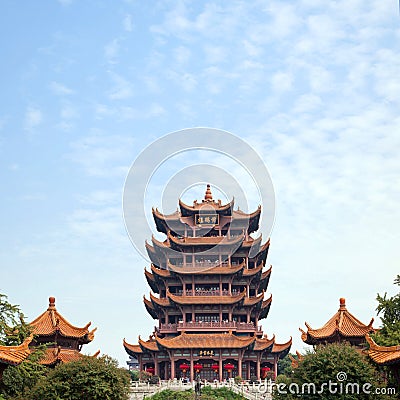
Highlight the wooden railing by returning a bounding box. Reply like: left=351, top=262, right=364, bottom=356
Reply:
left=159, top=321, right=262, bottom=333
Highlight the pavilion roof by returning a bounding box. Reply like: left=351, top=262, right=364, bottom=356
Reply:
left=156, top=332, right=255, bottom=349
left=150, top=292, right=172, bottom=307
left=271, top=337, right=293, bottom=358
left=39, top=347, right=100, bottom=366
left=259, top=296, right=273, bottom=320
left=242, top=262, right=264, bottom=277
left=30, top=297, right=96, bottom=342
left=139, top=337, right=159, bottom=352
left=123, top=333, right=291, bottom=354
left=300, top=298, right=376, bottom=345
left=366, top=334, right=400, bottom=366
left=167, top=290, right=245, bottom=305
left=123, top=338, right=142, bottom=355
left=178, top=185, right=235, bottom=217
left=151, top=264, right=171, bottom=278
left=0, top=335, right=32, bottom=366
left=243, top=291, right=266, bottom=306
left=253, top=335, right=275, bottom=351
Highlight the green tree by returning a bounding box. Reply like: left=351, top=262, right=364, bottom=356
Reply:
left=277, top=354, right=297, bottom=376
left=273, top=343, right=390, bottom=400
left=0, top=293, right=31, bottom=346
left=1, top=349, right=47, bottom=400
left=373, top=274, right=400, bottom=346
left=27, top=355, right=130, bottom=400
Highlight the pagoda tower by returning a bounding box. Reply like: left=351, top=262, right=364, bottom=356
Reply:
left=30, top=297, right=98, bottom=366
left=300, top=298, right=376, bottom=348
left=124, top=185, right=291, bottom=381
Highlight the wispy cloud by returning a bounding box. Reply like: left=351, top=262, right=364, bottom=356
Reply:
left=69, top=133, right=135, bottom=177
left=104, top=39, right=120, bottom=64
left=49, top=81, right=74, bottom=96
left=108, top=72, right=134, bottom=100
left=123, top=14, right=133, bottom=32
left=24, top=107, right=43, bottom=130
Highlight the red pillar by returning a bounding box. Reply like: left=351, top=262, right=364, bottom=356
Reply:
left=171, top=357, right=175, bottom=379
left=256, top=356, right=261, bottom=380
left=190, top=353, right=194, bottom=382
left=219, top=356, right=223, bottom=382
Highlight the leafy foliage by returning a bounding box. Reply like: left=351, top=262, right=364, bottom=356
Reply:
left=0, top=293, right=31, bottom=346
left=273, top=343, right=390, bottom=400
left=150, top=387, right=246, bottom=400
left=373, top=274, right=400, bottom=346
left=1, top=348, right=46, bottom=399
left=27, top=355, right=131, bottom=400
left=278, top=354, right=296, bottom=376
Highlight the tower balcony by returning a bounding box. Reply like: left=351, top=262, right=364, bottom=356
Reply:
left=158, top=321, right=263, bottom=334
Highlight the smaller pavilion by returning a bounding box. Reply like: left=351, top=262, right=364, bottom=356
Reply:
left=300, top=298, right=376, bottom=347
left=365, top=334, right=400, bottom=385
left=29, top=296, right=98, bottom=366
left=0, top=336, right=32, bottom=378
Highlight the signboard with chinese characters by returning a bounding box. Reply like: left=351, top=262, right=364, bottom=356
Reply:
left=195, top=214, right=219, bottom=226
left=199, top=350, right=215, bottom=356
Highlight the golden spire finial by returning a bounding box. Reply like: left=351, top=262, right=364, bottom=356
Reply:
left=204, top=184, right=213, bottom=200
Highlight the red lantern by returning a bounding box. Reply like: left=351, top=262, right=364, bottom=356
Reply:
left=179, top=363, right=189, bottom=375
left=224, top=363, right=235, bottom=370
left=211, top=364, right=219, bottom=373
left=261, top=366, right=271, bottom=378
left=194, top=363, right=203, bottom=373
left=146, top=366, right=155, bottom=375
left=224, top=363, right=235, bottom=376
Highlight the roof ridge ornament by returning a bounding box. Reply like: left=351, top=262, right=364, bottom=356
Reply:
left=339, top=297, right=346, bottom=310
left=204, top=184, right=213, bottom=201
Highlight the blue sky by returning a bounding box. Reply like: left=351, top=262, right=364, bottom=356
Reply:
left=1, top=0, right=399, bottom=366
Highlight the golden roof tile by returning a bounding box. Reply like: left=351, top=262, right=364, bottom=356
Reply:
left=300, top=298, right=375, bottom=345
left=178, top=196, right=235, bottom=213
left=123, top=338, right=143, bottom=354
left=366, top=334, right=400, bottom=365
left=150, top=292, right=171, bottom=307
left=253, top=335, right=275, bottom=351
left=139, top=337, right=159, bottom=352
left=155, top=332, right=255, bottom=349
left=30, top=297, right=96, bottom=342
left=272, top=337, right=292, bottom=354
left=242, top=262, right=264, bottom=277
left=261, top=265, right=272, bottom=280
left=151, top=264, right=172, bottom=278
left=243, top=291, right=266, bottom=306
left=40, top=347, right=84, bottom=366
left=0, top=335, right=32, bottom=366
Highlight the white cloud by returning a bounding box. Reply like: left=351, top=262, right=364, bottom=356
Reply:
left=60, top=103, right=78, bottom=120
left=24, top=107, right=43, bottom=130
left=271, top=72, right=293, bottom=93
left=104, top=39, right=120, bottom=64
left=174, top=46, right=191, bottom=65
left=123, top=14, right=133, bottom=32
left=108, top=72, right=134, bottom=100
left=49, top=81, right=74, bottom=96
left=69, top=133, right=135, bottom=177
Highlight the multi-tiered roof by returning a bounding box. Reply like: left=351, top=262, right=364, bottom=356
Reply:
left=300, top=298, right=376, bottom=347
left=124, top=185, right=291, bottom=380
left=30, top=297, right=98, bottom=366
